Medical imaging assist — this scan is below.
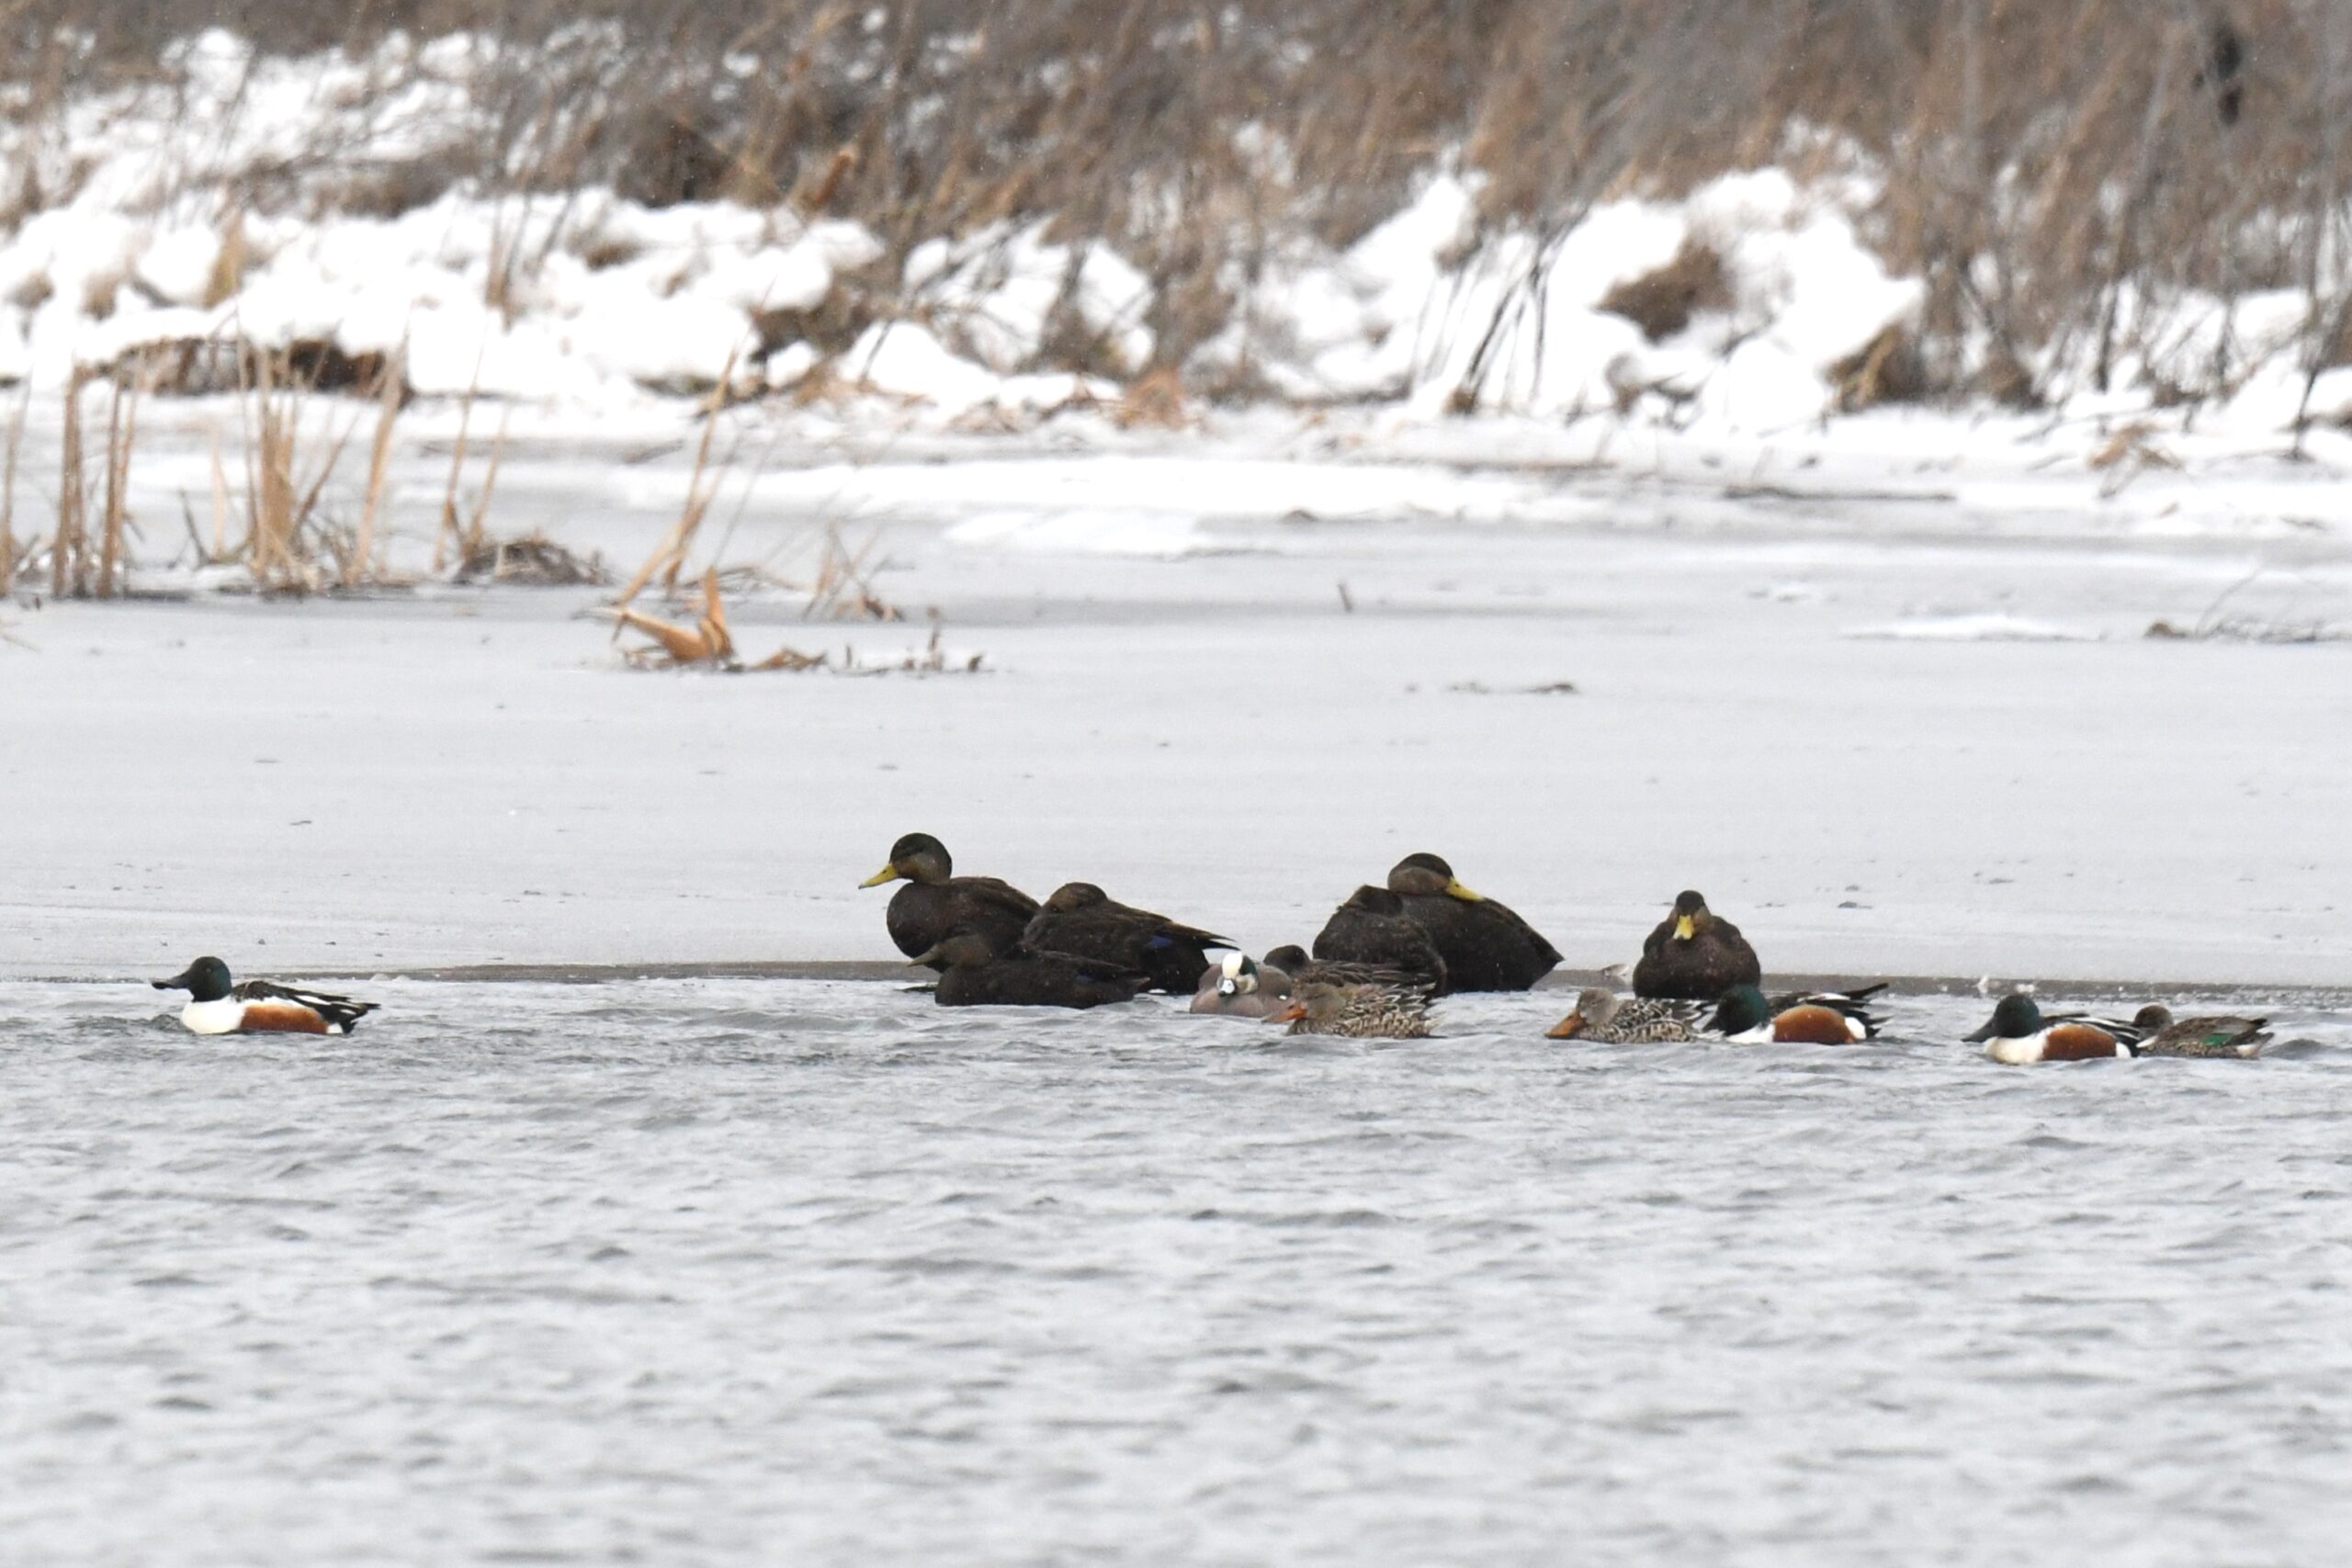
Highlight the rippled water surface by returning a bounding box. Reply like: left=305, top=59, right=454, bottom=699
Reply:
left=4, top=978, right=2350, bottom=1565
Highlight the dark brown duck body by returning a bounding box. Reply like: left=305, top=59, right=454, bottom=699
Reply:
left=1631, top=890, right=1759, bottom=1001
left=1311, top=886, right=1449, bottom=989
left=1385, top=852, right=1561, bottom=993
left=861, top=833, right=1038, bottom=968
left=1022, top=882, right=1233, bottom=994
left=917, top=932, right=1146, bottom=1009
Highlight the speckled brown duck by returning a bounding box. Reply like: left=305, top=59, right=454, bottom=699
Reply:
left=2130, top=1004, right=2268, bottom=1058
left=1192, top=949, right=1437, bottom=1022
left=1022, top=882, right=1234, bottom=995
left=860, top=832, right=1038, bottom=969
left=1272, top=976, right=1434, bottom=1039
left=912, top=931, right=1147, bottom=1010
left=1310, top=886, right=1448, bottom=990
left=1545, top=988, right=1702, bottom=1043
left=1385, top=852, right=1561, bottom=993
left=1631, top=890, right=1759, bottom=1001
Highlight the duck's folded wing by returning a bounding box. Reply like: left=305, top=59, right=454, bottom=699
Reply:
left=235, top=978, right=380, bottom=1026
left=963, top=875, right=1043, bottom=919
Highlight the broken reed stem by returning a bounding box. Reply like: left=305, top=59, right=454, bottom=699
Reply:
left=613, top=349, right=740, bottom=608
left=0, top=383, right=27, bottom=588
left=435, top=362, right=482, bottom=574
left=461, top=406, right=510, bottom=562
left=53, top=369, right=85, bottom=598
left=346, top=353, right=402, bottom=589
left=95, top=373, right=138, bottom=599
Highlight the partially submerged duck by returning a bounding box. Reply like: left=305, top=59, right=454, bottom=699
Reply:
left=1190, top=952, right=1295, bottom=1018
left=912, top=931, right=1145, bottom=1010
left=1385, top=852, right=1560, bottom=993
left=2130, top=1004, right=2268, bottom=1058
left=1632, top=890, right=1760, bottom=1001
left=153, top=956, right=379, bottom=1036
left=1707, top=983, right=1882, bottom=1043
left=1272, top=976, right=1434, bottom=1039
left=1966, top=994, right=2138, bottom=1064
left=1023, top=882, right=1233, bottom=994
left=1546, top=988, right=1701, bottom=1043
left=861, top=832, right=1038, bottom=968
left=1311, top=886, right=1448, bottom=990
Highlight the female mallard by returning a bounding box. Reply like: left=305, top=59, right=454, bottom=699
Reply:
left=1385, top=852, right=1561, bottom=993
left=1631, top=890, right=1759, bottom=1000
left=860, top=832, right=1038, bottom=968
left=1545, top=987, right=1701, bottom=1043
left=1705, top=983, right=1883, bottom=1043
left=2130, top=1004, right=2268, bottom=1058
left=1310, top=886, right=1448, bottom=990
left=911, top=931, right=1145, bottom=1010
left=1023, top=882, right=1234, bottom=994
left=1272, top=976, right=1434, bottom=1039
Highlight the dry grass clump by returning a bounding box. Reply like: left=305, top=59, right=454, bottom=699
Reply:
left=1597, top=243, right=1731, bottom=344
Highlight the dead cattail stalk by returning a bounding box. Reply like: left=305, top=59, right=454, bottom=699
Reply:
left=345, top=352, right=402, bottom=589
left=434, top=361, right=483, bottom=573
left=0, top=383, right=27, bottom=588
left=94, top=373, right=140, bottom=598
left=52, top=369, right=86, bottom=598
left=612, top=353, right=738, bottom=608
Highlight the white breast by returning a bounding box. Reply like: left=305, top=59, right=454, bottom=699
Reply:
left=181, top=998, right=244, bottom=1034
left=1984, top=1033, right=2044, bottom=1065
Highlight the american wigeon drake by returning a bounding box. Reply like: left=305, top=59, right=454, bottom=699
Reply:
left=861, top=832, right=1038, bottom=968
left=1706, top=983, right=1883, bottom=1043
left=1022, top=882, right=1233, bottom=995
left=1966, top=994, right=2140, bottom=1064
left=153, top=956, right=379, bottom=1035
left=1271, top=976, right=1434, bottom=1039
left=1546, top=988, right=1701, bottom=1043
left=911, top=931, right=1146, bottom=1010
left=1384, top=852, right=1561, bottom=993
left=1311, top=886, right=1448, bottom=990
left=2130, top=1004, right=2268, bottom=1058
left=1190, top=952, right=1296, bottom=1018
left=1632, top=890, right=1760, bottom=1000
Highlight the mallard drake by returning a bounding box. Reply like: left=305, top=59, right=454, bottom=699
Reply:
left=1311, top=886, right=1448, bottom=989
left=1272, top=976, right=1434, bottom=1039
left=1385, top=852, right=1561, bottom=993
left=1966, top=993, right=2140, bottom=1063
left=2130, top=1004, right=2268, bottom=1058
left=1706, top=983, right=1883, bottom=1043
left=860, top=832, right=1038, bottom=968
left=1023, top=882, right=1233, bottom=995
left=1545, top=988, right=1701, bottom=1043
left=152, top=956, right=379, bottom=1035
left=1631, top=890, right=1760, bottom=1000
left=911, top=931, right=1146, bottom=1010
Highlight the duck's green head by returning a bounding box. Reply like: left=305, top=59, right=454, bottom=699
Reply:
left=862, top=832, right=951, bottom=887
left=1965, top=993, right=2043, bottom=1042
left=1389, top=852, right=1484, bottom=902
left=1708, top=984, right=1770, bottom=1035
left=1668, top=889, right=1712, bottom=942
left=153, top=955, right=232, bottom=1002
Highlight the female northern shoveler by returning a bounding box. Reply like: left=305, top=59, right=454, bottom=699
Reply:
left=1632, top=890, right=1761, bottom=1001
left=1546, top=987, right=1701, bottom=1043
left=860, top=832, right=1038, bottom=968
left=1311, top=886, right=1449, bottom=991
left=1706, top=983, right=1884, bottom=1043
left=1966, top=994, right=2139, bottom=1064
left=1271, top=976, right=1434, bottom=1039
left=1023, top=882, right=1233, bottom=995
left=910, top=931, right=1145, bottom=1010
left=152, top=956, right=379, bottom=1035
left=1385, top=852, right=1562, bottom=993
left=2130, top=1004, right=2268, bottom=1058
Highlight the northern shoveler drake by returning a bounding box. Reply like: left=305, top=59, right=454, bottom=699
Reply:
left=1632, top=890, right=1761, bottom=1001
left=860, top=832, right=1038, bottom=969
left=1546, top=987, right=1701, bottom=1043
left=1706, top=983, right=1884, bottom=1043
left=2130, top=1004, right=2268, bottom=1058
left=1271, top=976, right=1434, bottom=1039
left=910, top=931, right=1145, bottom=1010
left=1023, top=882, right=1234, bottom=995
left=1966, top=994, right=2139, bottom=1063
left=152, top=956, right=379, bottom=1036
left=1311, top=886, right=1449, bottom=991
left=1385, top=852, right=1562, bottom=993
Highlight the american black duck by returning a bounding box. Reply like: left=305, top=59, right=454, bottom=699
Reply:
left=1022, top=882, right=1234, bottom=995
left=860, top=832, right=1037, bottom=968
left=1630, top=890, right=1759, bottom=1000
left=1385, top=852, right=1561, bottom=992
left=1310, top=886, right=1448, bottom=990
left=912, top=931, right=1146, bottom=1010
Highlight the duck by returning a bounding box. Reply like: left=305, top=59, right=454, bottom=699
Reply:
left=152, top=956, right=379, bottom=1035
left=1545, top=987, right=1701, bottom=1043
left=860, top=832, right=1038, bottom=968
left=1965, top=993, right=2141, bottom=1063
left=1271, top=976, right=1434, bottom=1039
left=1310, top=886, right=1449, bottom=989
left=910, top=931, right=1146, bottom=1010
left=1705, top=983, right=1883, bottom=1043
left=1385, top=852, right=1561, bottom=992
left=1190, top=952, right=1295, bottom=1018
left=1022, top=882, right=1233, bottom=994
left=1631, top=890, right=1760, bottom=1000
left=2130, top=1004, right=2268, bottom=1058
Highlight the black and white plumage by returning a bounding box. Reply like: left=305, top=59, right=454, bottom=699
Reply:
left=153, top=956, right=379, bottom=1035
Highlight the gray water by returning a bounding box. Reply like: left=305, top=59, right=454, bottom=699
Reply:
left=4, top=978, right=2349, bottom=1566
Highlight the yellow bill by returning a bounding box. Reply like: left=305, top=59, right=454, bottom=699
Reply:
left=1445, top=879, right=1486, bottom=903
left=858, top=864, right=903, bottom=888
